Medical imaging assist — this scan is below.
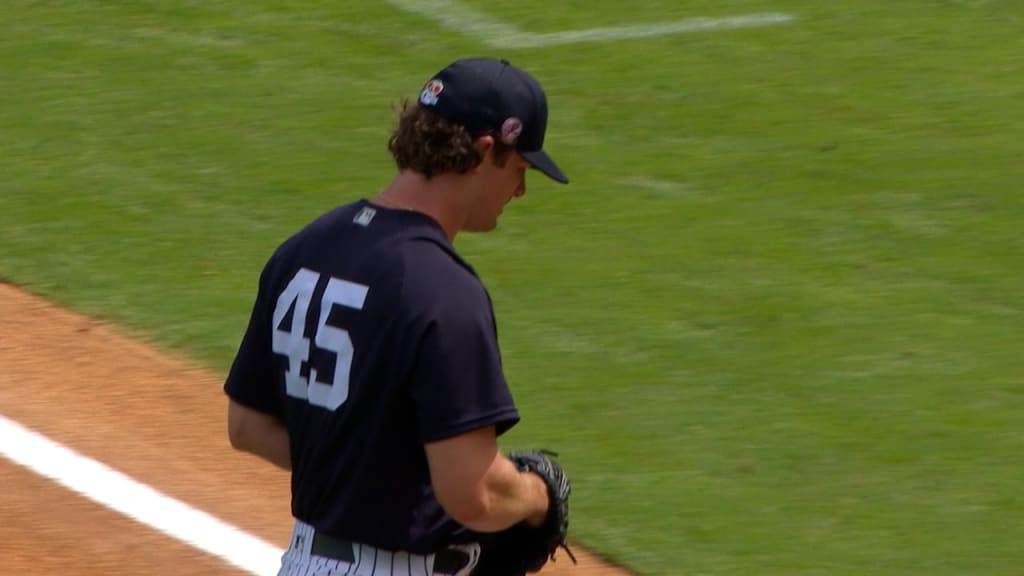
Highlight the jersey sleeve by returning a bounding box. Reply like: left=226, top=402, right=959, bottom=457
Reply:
left=223, top=261, right=283, bottom=417
left=403, top=241, right=520, bottom=443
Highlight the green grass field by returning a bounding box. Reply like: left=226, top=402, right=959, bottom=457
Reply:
left=3, top=2, right=1023, bottom=574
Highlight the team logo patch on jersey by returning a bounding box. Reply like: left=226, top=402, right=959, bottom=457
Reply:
left=354, top=207, right=377, bottom=226
left=419, top=79, right=444, bottom=106
left=500, top=117, right=523, bottom=145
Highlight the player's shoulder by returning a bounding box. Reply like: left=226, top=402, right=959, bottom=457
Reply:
left=399, top=233, right=490, bottom=318
left=257, top=199, right=485, bottom=304
left=352, top=202, right=477, bottom=286
left=402, top=232, right=480, bottom=285
left=267, top=200, right=401, bottom=263
left=286, top=201, right=372, bottom=245
left=253, top=201, right=374, bottom=284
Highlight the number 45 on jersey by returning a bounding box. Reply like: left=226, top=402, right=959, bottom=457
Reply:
left=271, top=268, right=369, bottom=411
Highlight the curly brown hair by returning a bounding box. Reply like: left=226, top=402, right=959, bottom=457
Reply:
left=388, top=100, right=515, bottom=179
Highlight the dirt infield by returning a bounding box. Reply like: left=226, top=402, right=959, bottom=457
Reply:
left=0, top=283, right=627, bottom=576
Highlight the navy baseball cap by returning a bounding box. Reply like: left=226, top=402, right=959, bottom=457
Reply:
left=417, top=57, right=568, bottom=184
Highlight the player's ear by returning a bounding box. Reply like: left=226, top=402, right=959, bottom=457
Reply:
left=474, top=134, right=495, bottom=157
left=468, top=135, right=495, bottom=173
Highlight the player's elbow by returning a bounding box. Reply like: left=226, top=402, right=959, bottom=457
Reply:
left=227, top=418, right=247, bottom=451
left=227, top=400, right=252, bottom=450
left=435, top=485, right=492, bottom=530
left=226, top=399, right=278, bottom=452
left=425, top=426, right=509, bottom=531
left=226, top=399, right=292, bottom=469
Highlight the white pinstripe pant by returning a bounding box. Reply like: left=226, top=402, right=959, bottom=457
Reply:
left=277, top=520, right=480, bottom=576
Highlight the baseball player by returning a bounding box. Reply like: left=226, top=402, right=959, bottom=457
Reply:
left=224, top=57, right=570, bottom=576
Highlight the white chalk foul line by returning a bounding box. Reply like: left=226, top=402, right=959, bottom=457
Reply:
left=508, top=13, right=797, bottom=48
left=385, top=0, right=795, bottom=48
left=0, top=414, right=284, bottom=576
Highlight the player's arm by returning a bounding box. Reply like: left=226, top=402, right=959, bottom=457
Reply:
left=425, top=425, right=548, bottom=532
left=227, top=398, right=291, bottom=470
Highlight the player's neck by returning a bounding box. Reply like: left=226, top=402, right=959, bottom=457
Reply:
left=372, top=171, right=468, bottom=242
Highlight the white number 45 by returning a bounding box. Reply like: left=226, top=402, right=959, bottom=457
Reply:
left=271, top=268, right=368, bottom=411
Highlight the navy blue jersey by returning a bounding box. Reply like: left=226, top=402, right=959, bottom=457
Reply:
left=224, top=200, right=520, bottom=553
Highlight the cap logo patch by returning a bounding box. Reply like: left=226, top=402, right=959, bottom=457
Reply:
left=500, top=117, right=523, bottom=145
left=419, top=79, right=444, bottom=106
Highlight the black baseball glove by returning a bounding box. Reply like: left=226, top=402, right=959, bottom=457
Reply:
left=472, top=450, right=575, bottom=575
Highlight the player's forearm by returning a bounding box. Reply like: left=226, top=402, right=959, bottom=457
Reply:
left=456, top=454, right=549, bottom=533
